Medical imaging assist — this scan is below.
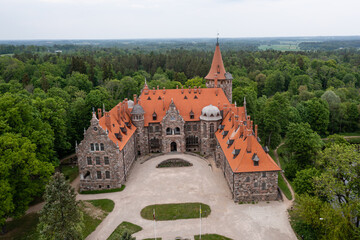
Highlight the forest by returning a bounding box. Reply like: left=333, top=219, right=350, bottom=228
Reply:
left=0, top=42, right=360, bottom=238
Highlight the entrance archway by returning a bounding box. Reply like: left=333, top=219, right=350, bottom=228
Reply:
left=171, top=142, right=177, bottom=152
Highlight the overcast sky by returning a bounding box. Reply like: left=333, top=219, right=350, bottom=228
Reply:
left=0, top=0, right=359, bottom=40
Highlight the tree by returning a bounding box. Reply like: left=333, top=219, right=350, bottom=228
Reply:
left=264, top=71, right=285, bottom=96
left=0, top=133, right=54, bottom=233
left=321, top=90, right=341, bottom=133
left=120, top=231, right=135, bottom=240
left=37, top=173, right=83, bottom=240
left=285, top=122, right=323, bottom=167
left=293, top=168, right=320, bottom=195
left=303, top=98, right=330, bottom=135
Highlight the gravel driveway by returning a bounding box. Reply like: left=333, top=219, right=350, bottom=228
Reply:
left=78, top=153, right=297, bottom=240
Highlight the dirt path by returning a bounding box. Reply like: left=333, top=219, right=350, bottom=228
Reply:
left=274, top=143, right=295, bottom=209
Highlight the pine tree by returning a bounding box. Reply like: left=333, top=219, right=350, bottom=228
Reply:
left=37, top=172, right=83, bottom=240
left=121, top=231, right=135, bottom=240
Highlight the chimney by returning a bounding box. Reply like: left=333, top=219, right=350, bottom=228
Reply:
left=97, top=108, right=102, bottom=119
left=162, top=96, right=165, bottom=110
left=235, top=115, right=239, bottom=130
left=194, top=86, right=197, bottom=93
left=163, top=87, right=166, bottom=94
left=176, top=85, right=178, bottom=89
left=117, top=105, right=121, bottom=123
left=215, top=88, right=218, bottom=96
left=240, top=122, right=244, bottom=137
left=231, top=112, right=234, bottom=127
left=157, top=85, right=159, bottom=90
left=153, top=87, right=156, bottom=95
left=247, top=130, right=252, bottom=153
left=181, top=86, right=184, bottom=94
left=198, top=86, right=201, bottom=94
left=133, top=94, right=137, bottom=105
left=223, top=104, right=228, bottom=117
left=242, top=111, right=245, bottom=121
left=188, top=86, right=191, bottom=93
left=105, top=112, right=111, bottom=131
left=255, top=125, right=258, bottom=139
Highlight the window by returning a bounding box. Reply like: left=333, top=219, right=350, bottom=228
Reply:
left=104, top=156, right=109, bottom=165
left=174, top=127, right=180, bottom=135
left=150, top=138, right=160, bottom=149
left=193, top=125, right=197, bottom=131
left=203, top=124, right=207, bottom=135
left=105, top=171, right=110, bottom=179
left=186, top=125, right=191, bottom=131
left=100, top=143, right=104, bottom=151
left=186, top=136, right=199, bottom=146
left=254, top=161, right=259, bottom=166
left=190, top=112, right=194, bottom=119
left=254, top=182, right=258, bottom=187
left=95, top=143, right=99, bottom=151
left=245, top=176, right=250, bottom=182
left=97, top=171, right=102, bottom=179
left=87, top=157, right=92, bottom=165
left=153, top=112, right=157, bottom=121
left=166, top=128, right=172, bottom=135
left=170, top=115, right=175, bottom=121
left=96, top=156, right=100, bottom=165
left=262, top=182, right=266, bottom=190
left=210, top=123, right=215, bottom=138
left=90, top=143, right=94, bottom=151
left=149, top=126, right=153, bottom=133
left=262, top=172, right=266, bottom=177
left=155, top=126, right=160, bottom=132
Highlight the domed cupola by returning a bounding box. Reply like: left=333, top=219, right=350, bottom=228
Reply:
left=127, top=100, right=134, bottom=109
left=200, top=104, right=222, bottom=121
left=131, top=104, right=144, bottom=115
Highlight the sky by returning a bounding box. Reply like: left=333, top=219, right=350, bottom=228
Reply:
left=0, top=0, right=359, bottom=40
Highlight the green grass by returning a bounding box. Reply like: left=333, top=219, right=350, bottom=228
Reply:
left=338, top=131, right=360, bottom=136
left=157, top=158, right=192, bottom=168
left=278, top=172, right=292, bottom=200
left=86, top=199, right=115, bottom=213
left=140, top=202, right=211, bottom=221
left=60, top=165, right=79, bottom=182
left=0, top=213, right=40, bottom=240
left=80, top=185, right=125, bottom=194
left=346, top=137, right=360, bottom=144
left=107, top=221, right=142, bottom=240
left=194, top=234, right=232, bottom=240
left=1, top=199, right=115, bottom=240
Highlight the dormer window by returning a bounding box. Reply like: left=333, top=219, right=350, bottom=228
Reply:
left=190, top=111, right=194, bottom=119
left=152, top=112, right=157, bottom=121
left=221, top=131, right=228, bottom=138
left=232, top=149, right=240, bottom=158
left=227, top=139, right=234, bottom=148
left=252, top=153, right=260, bottom=166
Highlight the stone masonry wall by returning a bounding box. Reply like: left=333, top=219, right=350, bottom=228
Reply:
left=184, top=122, right=200, bottom=152
left=200, top=120, right=221, bottom=156
left=77, top=115, right=136, bottom=191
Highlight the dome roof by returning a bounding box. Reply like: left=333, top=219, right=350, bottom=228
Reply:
left=200, top=104, right=222, bottom=121
left=127, top=100, right=134, bottom=108
left=131, top=104, right=144, bottom=115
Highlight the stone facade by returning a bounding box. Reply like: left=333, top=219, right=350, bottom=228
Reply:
left=206, top=79, right=233, bottom=103
left=77, top=114, right=136, bottom=191
left=216, top=142, right=278, bottom=202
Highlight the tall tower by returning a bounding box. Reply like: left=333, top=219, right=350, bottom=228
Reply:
left=205, top=39, right=233, bottom=103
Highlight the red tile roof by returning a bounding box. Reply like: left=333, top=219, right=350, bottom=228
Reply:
left=205, top=43, right=227, bottom=80
left=216, top=107, right=281, bottom=173
left=98, top=101, right=136, bottom=150
left=138, top=86, right=229, bottom=126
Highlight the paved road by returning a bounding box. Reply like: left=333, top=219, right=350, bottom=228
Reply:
left=78, top=153, right=297, bottom=240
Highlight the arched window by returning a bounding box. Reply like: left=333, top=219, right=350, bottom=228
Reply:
left=210, top=123, right=215, bottom=138
left=245, top=176, right=250, bottom=182
left=100, top=143, right=104, bottom=151
left=166, top=128, right=172, bottom=135
left=174, top=127, right=180, bottom=135
left=152, top=112, right=157, bottom=121
left=84, top=171, right=91, bottom=179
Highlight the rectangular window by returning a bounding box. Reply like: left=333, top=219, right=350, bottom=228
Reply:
left=104, top=156, right=109, bottom=165
left=193, top=125, right=197, bottom=131
left=254, top=182, right=258, bottom=187
left=96, top=156, right=100, bottom=165
left=87, top=157, right=92, bottom=165
left=254, top=161, right=259, bottom=166
left=97, top=171, right=102, bottom=179
left=105, top=171, right=110, bottom=179
left=262, top=182, right=266, bottom=190
left=100, top=143, right=104, bottom=151
left=90, top=143, right=94, bottom=151
left=262, top=172, right=266, bottom=177
left=95, top=143, right=99, bottom=151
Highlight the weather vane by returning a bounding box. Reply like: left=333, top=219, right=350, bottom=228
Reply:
left=217, top=32, right=219, bottom=44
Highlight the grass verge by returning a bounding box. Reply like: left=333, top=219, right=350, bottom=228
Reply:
left=80, top=185, right=125, bottom=194
left=107, top=221, right=142, bottom=240
left=278, top=172, right=292, bottom=200
left=194, top=234, right=232, bottom=240
left=140, top=202, right=211, bottom=221
left=60, top=165, right=79, bottom=182
left=86, top=199, right=115, bottom=213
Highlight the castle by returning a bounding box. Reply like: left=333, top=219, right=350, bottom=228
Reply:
left=77, top=41, right=281, bottom=202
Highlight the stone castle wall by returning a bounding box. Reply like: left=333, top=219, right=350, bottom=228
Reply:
left=184, top=122, right=201, bottom=152
left=200, top=120, right=221, bottom=156
left=206, top=79, right=232, bottom=103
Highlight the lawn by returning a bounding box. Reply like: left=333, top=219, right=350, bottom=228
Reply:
left=140, top=202, right=211, bottom=221
left=107, top=221, right=142, bottom=240
left=60, top=165, right=79, bottom=182
left=0, top=199, right=114, bottom=240
left=278, top=172, right=292, bottom=200
left=80, top=185, right=125, bottom=194
left=194, top=234, right=232, bottom=240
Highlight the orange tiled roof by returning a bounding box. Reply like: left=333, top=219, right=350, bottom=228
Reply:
left=98, top=101, right=136, bottom=150
left=216, top=107, right=281, bottom=173
left=138, top=87, right=230, bottom=126
left=205, top=43, right=227, bottom=80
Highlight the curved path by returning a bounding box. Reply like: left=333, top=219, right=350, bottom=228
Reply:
left=273, top=143, right=295, bottom=208
left=79, top=153, right=296, bottom=240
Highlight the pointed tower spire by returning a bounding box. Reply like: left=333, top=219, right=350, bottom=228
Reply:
left=205, top=40, right=226, bottom=80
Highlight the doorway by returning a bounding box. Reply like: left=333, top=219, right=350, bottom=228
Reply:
left=171, top=142, right=177, bottom=152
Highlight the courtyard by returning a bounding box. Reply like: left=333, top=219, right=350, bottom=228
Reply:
left=77, top=153, right=297, bottom=240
